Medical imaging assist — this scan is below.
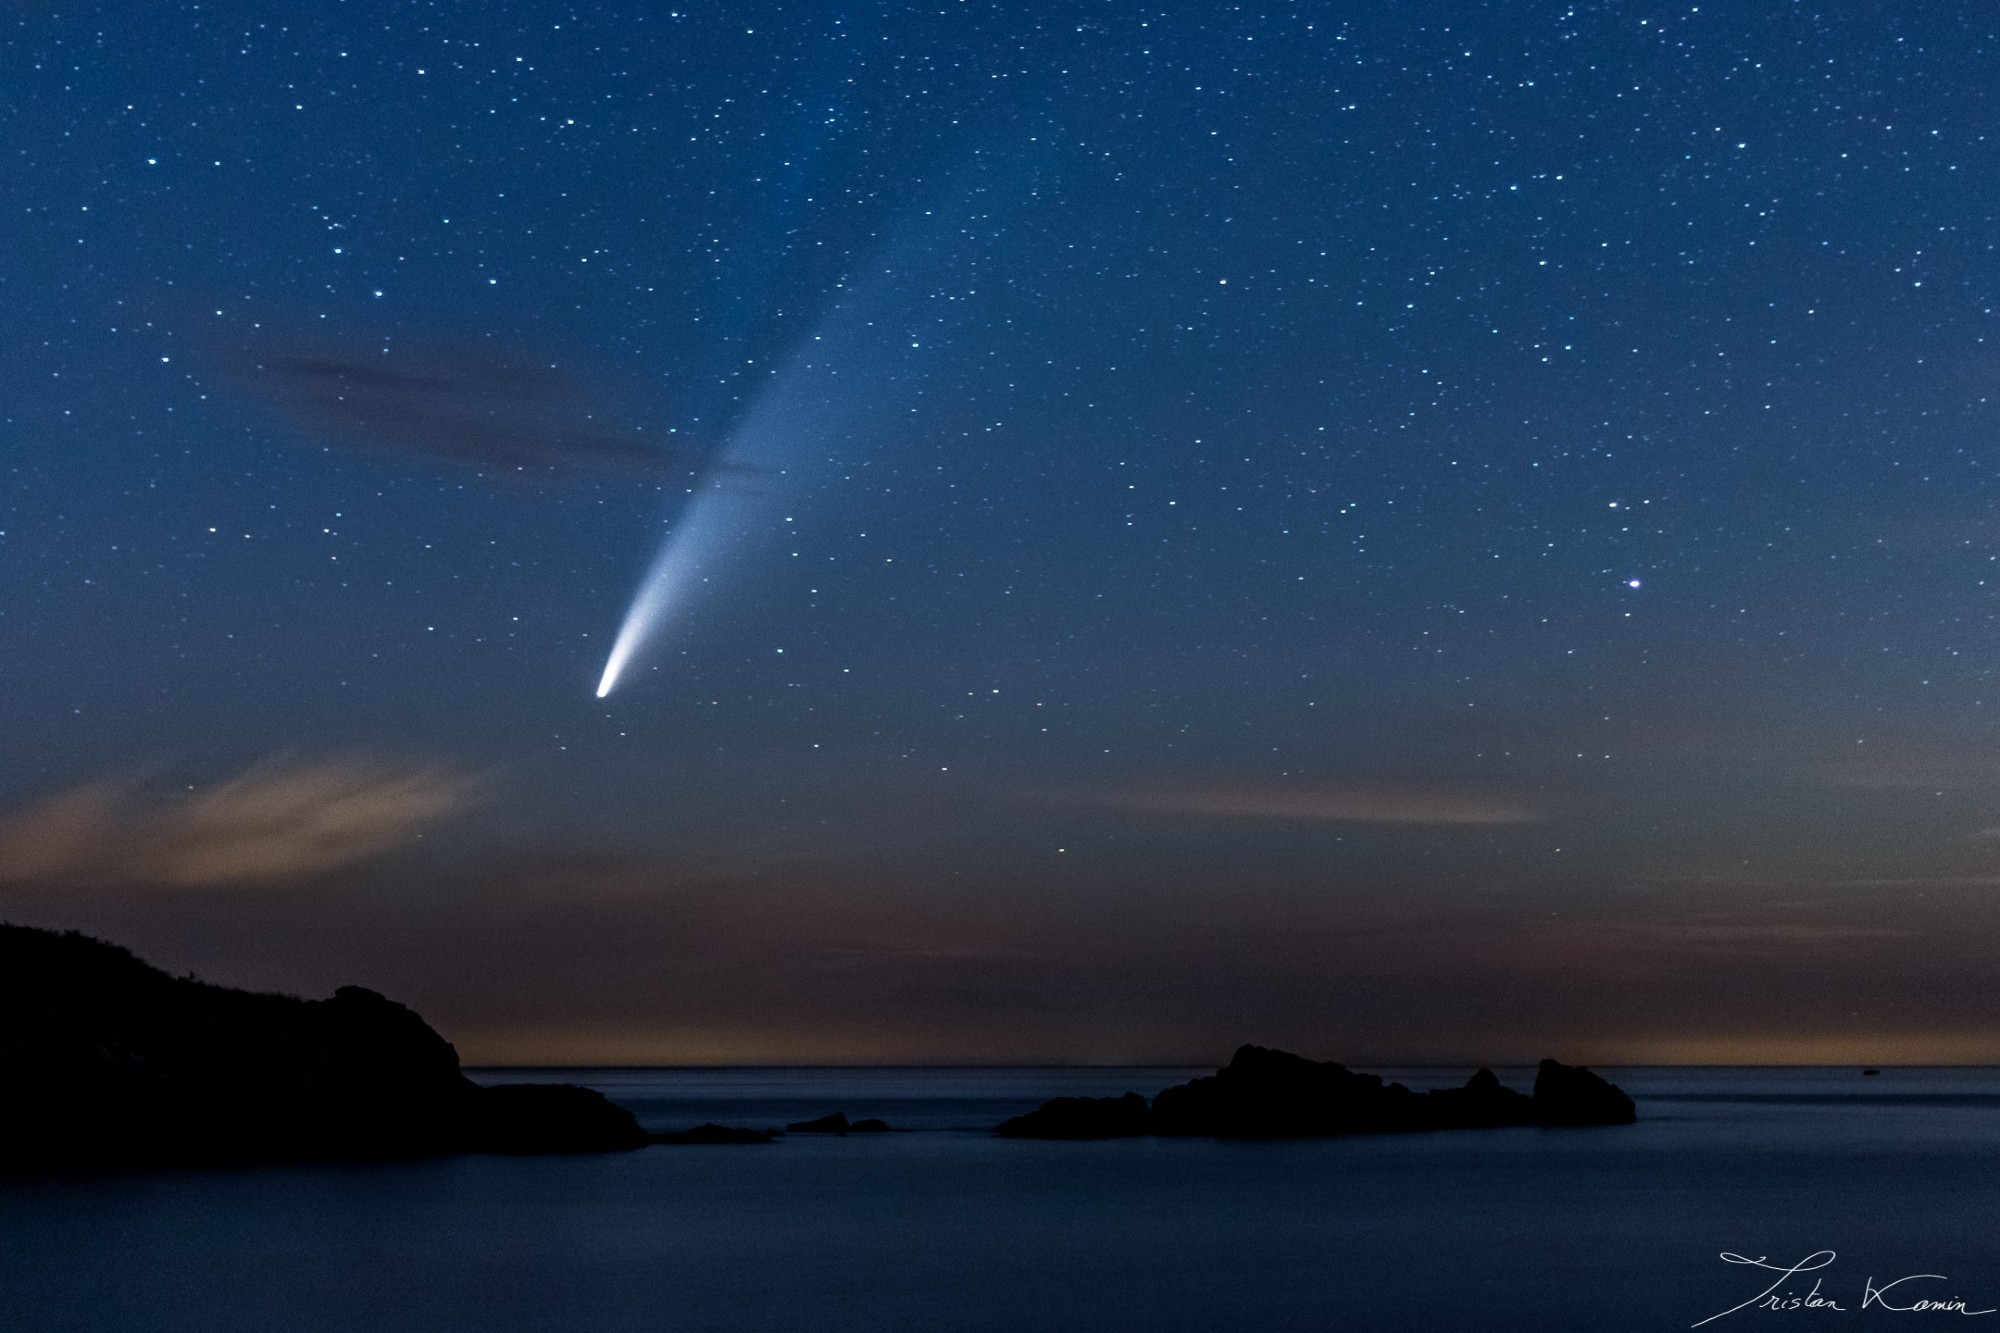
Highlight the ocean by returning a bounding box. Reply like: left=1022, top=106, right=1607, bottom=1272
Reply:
left=4, top=1065, right=1997, bottom=1331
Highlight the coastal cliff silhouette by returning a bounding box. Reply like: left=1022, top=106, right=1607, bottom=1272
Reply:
left=0, top=923, right=646, bottom=1169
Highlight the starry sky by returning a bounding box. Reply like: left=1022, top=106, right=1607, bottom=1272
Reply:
left=6, top=1, right=2000, bottom=1065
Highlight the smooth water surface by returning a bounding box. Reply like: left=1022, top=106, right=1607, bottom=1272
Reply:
left=6, top=1066, right=1998, bottom=1331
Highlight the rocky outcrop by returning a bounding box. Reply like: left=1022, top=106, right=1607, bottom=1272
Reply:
left=470, top=1083, right=651, bottom=1153
left=652, top=1123, right=778, bottom=1144
left=1424, top=1066, right=1535, bottom=1128
left=996, top=1047, right=1635, bottom=1140
left=1151, top=1045, right=1429, bottom=1137
left=994, top=1092, right=1151, bottom=1139
left=0, top=923, right=645, bottom=1169
left=1531, top=1058, right=1637, bottom=1125
left=782, top=1111, right=894, bottom=1135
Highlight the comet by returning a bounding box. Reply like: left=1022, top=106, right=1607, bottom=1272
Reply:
left=592, top=306, right=843, bottom=699
left=591, top=159, right=1020, bottom=698
left=595, top=475, right=773, bottom=697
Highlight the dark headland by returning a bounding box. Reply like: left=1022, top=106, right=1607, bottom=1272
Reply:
left=2, top=923, right=1634, bottom=1168
left=993, top=1044, right=1636, bottom=1138
left=0, top=923, right=647, bottom=1171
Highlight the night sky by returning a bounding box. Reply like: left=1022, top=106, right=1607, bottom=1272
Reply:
left=7, top=1, right=2000, bottom=1065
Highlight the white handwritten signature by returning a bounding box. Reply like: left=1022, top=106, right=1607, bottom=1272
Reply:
left=1695, top=1251, right=1996, bottom=1326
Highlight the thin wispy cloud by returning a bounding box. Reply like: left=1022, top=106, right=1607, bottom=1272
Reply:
left=214, top=334, right=697, bottom=479
left=1808, top=754, right=2000, bottom=791
left=0, top=756, right=486, bottom=888
left=1826, top=875, right=2000, bottom=889
left=1538, top=917, right=1910, bottom=961
left=1056, top=780, right=1544, bottom=827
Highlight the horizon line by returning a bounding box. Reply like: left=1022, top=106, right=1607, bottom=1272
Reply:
left=462, top=1060, right=1988, bottom=1072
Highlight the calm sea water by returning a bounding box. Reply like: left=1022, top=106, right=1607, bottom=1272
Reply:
left=5, top=1066, right=1999, bottom=1331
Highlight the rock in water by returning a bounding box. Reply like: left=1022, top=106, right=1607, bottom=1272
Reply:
left=471, top=1083, right=651, bottom=1153
left=1423, top=1067, right=1535, bottom=1129
left=652, top=1124, right=778, bottom=1145
left=993, top=1092, right=1151, bottom=1139
left=1531, top=1059, right=1637, bottom=1125
left=989, top=1049, right=1634, bottom=1142
left=1149, top=1045, right=1428, bottom=1137
left=786, top=1112, right=852, bottom=1134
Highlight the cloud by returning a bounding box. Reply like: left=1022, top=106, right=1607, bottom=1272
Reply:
left=21, top=845, right=2000, bottom=1067
left=212, top=333, right=708, bottom=479
left=1807, top=750, right=2000, bottom=791
left=0, top=756, right=485, bottom=888
left=1058, top=779, right=1543, bottom=827
left=1535, top=917, right=1910, bottom=962
left=1827, top=875, right=2000, bottom=888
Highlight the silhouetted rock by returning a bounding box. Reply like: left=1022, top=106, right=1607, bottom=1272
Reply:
left=1424, top=1067, right=1535, bottom=1129
left=992, top=1049, right=1635, bottom=1144
left=787, top=1112, right=851, bottom=1134
left=994, top=1092, right=1151, bottom=1139
left=1151, top=1045, right=1429, bottom=1137
left=652, top=1123, right=778, bottom=1144
left=470, top=1083, right=650, bottom=1153
left=849, top=1118, right=891, bottom=1133
left=1531, top=1059, right=1637, bottom=1125
left=0, top=923, right=645, bottom=1169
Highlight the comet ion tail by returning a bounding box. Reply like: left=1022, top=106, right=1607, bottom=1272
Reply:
left=591, top=293, right=871, bottom=698
left=592, top=290, right=867, bottom=699
left=590, top=186, right=991, bottom=698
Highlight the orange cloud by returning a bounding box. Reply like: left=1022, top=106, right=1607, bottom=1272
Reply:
left=1061, top=779, right=1543, bottom=826
left=1809, top=753, right=2000, bottom=790
left=0, top=756, right=485, bottom=888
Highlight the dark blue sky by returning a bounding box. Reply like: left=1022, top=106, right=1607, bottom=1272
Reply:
left=6, top=1, right=2000, bottom=1064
